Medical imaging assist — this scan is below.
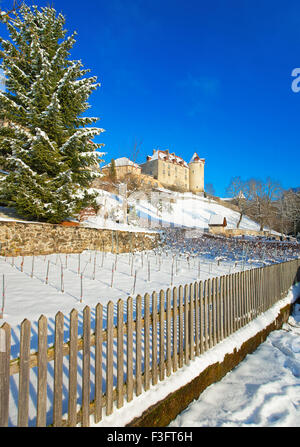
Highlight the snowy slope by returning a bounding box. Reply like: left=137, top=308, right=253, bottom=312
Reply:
left=84, top=188, right=271, bottom=233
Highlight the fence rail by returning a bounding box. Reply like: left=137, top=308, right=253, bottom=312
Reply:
left=0, top=259, right=299, bottom=427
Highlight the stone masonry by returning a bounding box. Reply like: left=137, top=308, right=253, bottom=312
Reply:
left=0, top=221, right=161, bottom=257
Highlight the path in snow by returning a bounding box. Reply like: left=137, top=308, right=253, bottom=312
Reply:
left=169, top=301, right=300, bottom=427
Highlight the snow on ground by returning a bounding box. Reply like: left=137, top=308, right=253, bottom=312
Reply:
left=0, top=188, right=280, bottom=235
left=1, top=231, right=299, bottom=427
left=169, top=297, right=300, bottom=428
left=83, top=189, right=276, bottom=233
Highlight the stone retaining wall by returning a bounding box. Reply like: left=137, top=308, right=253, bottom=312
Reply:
left=209, top=226, right=279, bottom=239
left=0, top=221, right=161, bottom=256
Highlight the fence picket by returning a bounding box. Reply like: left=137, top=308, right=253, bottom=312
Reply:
left=53, top=312, right=64, bottom=427
left=37, top=315, right=48, bottom=427
left=68, top=309, right=78, bottom=426
left=173, top=287, right=178, bottom=372
left=189, top=283, right=194, bottom=360
left=208, top=279, right=213, bottom=349
left=204, top=280, right=209, bottom=351
left=219, top=276, right=224, bottom=341
left=144, top=293, right=150, bottom=390
left=94, top=303, right=103, bottom=424
left=166, top=288, right=172, bottom=376
left=117, top=299, right=124, bottom=408
left=18, top=319, right=31, bottom=427
left=136, top=295, right=142, bottom=396
left=0, top=323, right=10, bottom=427
left=212, top=278, right=217, bottom=346
left=82, top=306, right=91, bottom=427
left=127, top=297, right=134, bottom=401
left=178, top=286, right=184, bottom=368
left=106, top=301, right=114, bottom=416
left=184, top=284, right=190, bottom=364
left=152, top=292, right=158, bottom=386
left=195, top=282, right=200, bottom=357
left=159, top=290, right=165, bottom=380
left=199, top=281, right=204, bottom=355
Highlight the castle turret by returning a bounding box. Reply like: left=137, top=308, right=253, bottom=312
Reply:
left=188, top=152, right=205, bottom=194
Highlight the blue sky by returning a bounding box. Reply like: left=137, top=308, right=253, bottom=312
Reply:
left=1, top=0, right=300, bottom=196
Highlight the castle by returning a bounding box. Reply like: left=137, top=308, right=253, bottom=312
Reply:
left=102, top=149, right=205, bottom=193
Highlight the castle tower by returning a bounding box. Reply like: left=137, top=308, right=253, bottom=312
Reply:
left=188, top=152, right=205, bottom=194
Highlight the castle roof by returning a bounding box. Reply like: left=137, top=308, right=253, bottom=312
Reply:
left=189, top=152, right=205, bottom=164
left=103, top=157, right=141, bottom=169
left=147, top=149, right=189, bottom=168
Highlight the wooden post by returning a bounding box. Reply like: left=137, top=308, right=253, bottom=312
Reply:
left=94, top=303, right=103, bottom=423
left=0, top=323, right=10, bottom=427
left=159, top=290, right=165, bottom=381
left=82, top=306, right=91, bottom=427
left=178, top=285, right=184, bottom=368
left=37, top=315, right=48, bottom=427
left=53, top=312, right=64, bottom=427
left=195, top=282, right=199, bottom=357
left=127, top=297, right=134, bottom=401
left=220, top=276, right=224, bottom=341
left=106, top=301, right=114, bottom=416
left=18, top=319, right=31, bottom=427
left=172, top=287, right=178, bottom=372
left=184, top=284, right=189, bottom=364
left=68, top=309, right=78, bottom=427
left=152, top=292, right=158, bottom=386
left=117, top=299, right=124, bottom=408
left=203, top=280, right=209, bottom=351
left=212, top=278, right=217, bottom=346
left=166, top=288, right=172, bottom=376
left=144, top=293, right=150, bottom=391
left=136, top=295, right=142, bottom=396
left=189, top=283, right=194, bottom=361
left=208, top=279, right=213, bottom=349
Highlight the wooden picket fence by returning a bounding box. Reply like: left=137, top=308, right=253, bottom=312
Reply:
left=0, top=259, right=299, bottom=427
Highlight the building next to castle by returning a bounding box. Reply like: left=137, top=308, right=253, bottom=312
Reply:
left=101, top=149, right=205, bottom=194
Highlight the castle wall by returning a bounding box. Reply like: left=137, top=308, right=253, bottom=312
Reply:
left=141, top=151, right=205, bottom=193
left=102, top=164, right=141, bottom=180
left=140, top=159, right=158, bottom=179
left=189, top=161, right=204, bottom=193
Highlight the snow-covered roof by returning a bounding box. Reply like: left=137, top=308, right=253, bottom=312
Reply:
left=147, top=149, right=189, bottom=168
left=189, top=152, right=205, bottom=164
left=103, top=157, right=141, bottom=169
left=208, top=215, right=227, bottom=226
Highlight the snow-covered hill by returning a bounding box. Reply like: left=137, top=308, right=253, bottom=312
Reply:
left=83, top=188, right=272, bottom=233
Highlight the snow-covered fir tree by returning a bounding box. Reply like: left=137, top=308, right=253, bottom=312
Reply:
left=0, top=3, right=105, bottom=222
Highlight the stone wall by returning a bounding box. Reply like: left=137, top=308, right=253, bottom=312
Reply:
left=209, top=226, right=279, bottom=239
left=0, top=221, right=161, bottom=256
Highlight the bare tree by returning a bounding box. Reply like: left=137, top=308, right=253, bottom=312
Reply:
left=130, top=139, right=143, bottom=164
left=226, top=176, right=251, bottom=228
left=205, top=183, right=215, bottom=196
left=276, top=189, right=300, bottom=235
left=246, top=177, right=283, bottom=232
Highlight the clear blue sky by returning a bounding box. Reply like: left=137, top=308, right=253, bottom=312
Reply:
left=1, top=0, right=300, bottom=196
